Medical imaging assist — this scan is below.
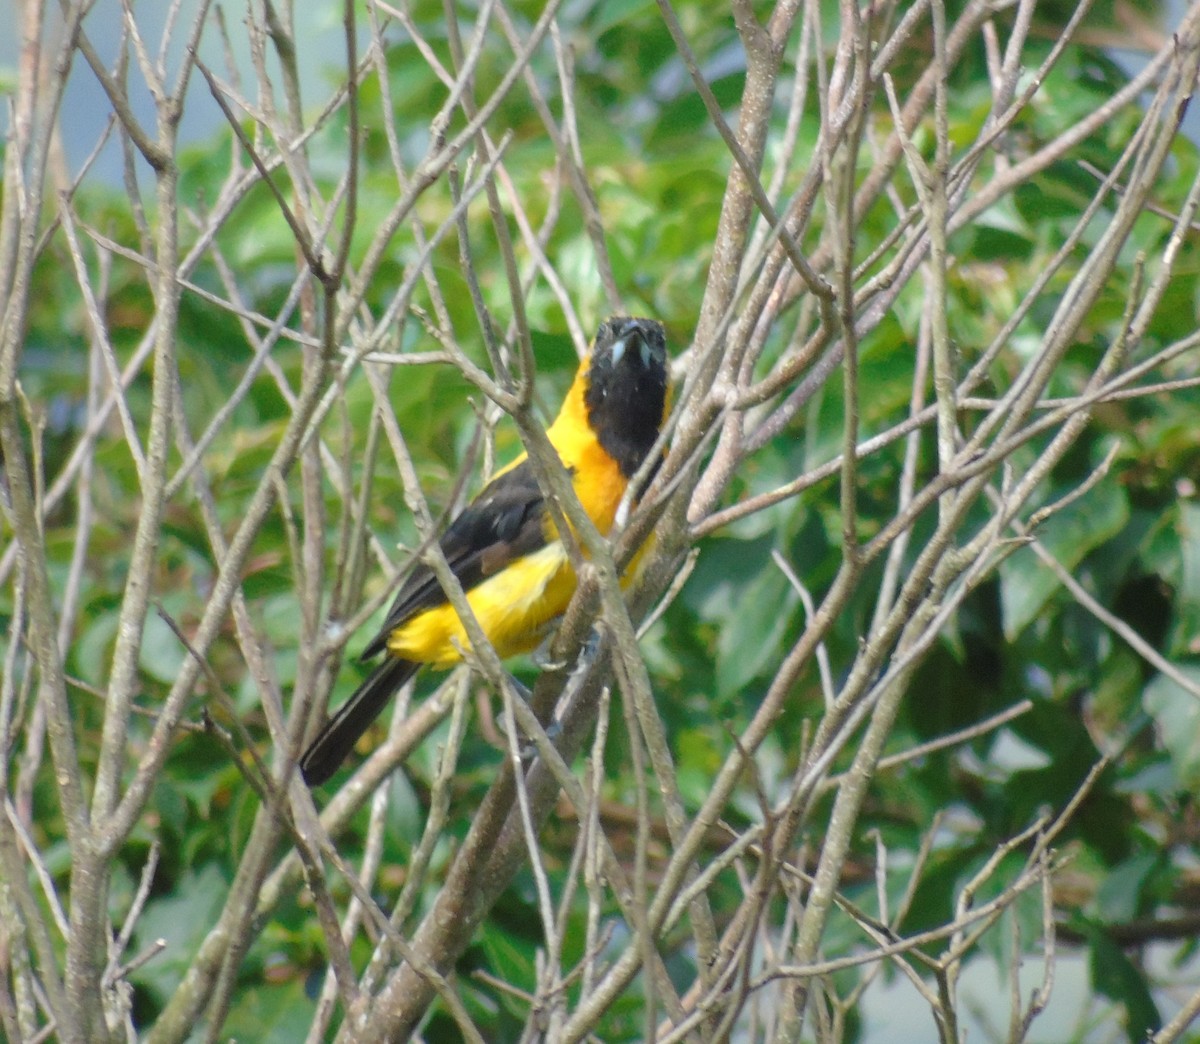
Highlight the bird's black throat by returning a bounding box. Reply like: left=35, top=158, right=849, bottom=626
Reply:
left=583, top=319, right=669, bottom=480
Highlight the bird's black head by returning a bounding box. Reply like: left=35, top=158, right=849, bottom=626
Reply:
left=583, top=316, right=669, bottom=479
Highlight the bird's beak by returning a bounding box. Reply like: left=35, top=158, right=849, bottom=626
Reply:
left=610, top=322, right=659, bottom=368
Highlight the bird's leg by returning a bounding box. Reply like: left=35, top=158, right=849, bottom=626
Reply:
left=509, top=628, right=606, bottom=760
left=495, top=671, right=564, bottom=762
left=530, top=635, right=570, bottom=672
left=530, top=623, right=602, bottom=672
left=506, top=672, right=533, bottom=703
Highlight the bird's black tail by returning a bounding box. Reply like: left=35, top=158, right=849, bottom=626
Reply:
left=299, top=658, right=419, bottom=786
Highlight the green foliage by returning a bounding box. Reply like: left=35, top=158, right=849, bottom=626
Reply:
left=6, top=0, right=1199, bottom=1040
left=1085, top=922, right=1164, bottom=1039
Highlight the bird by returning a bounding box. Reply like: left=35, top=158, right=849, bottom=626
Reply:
left=299, top=317, right=670, bottom=786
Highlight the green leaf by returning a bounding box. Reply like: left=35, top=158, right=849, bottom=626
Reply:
left=139, top=612, right=187, bottom=685
left=476, top=925, right=537, bottom=1018
left=685, top=534, right=799, bottom=694
left=1000, top=480, right=1129, bottom=639
left=222, top=977, right=315, bottom=1042
left=1095, top=851, right=1159, bottom=923
left=1086, top=923, right=1162, bottom=1039
left=1178, top=500, right=1200, bottom=611
left=1143, top=667, right=1200, bottom=789
left=132, top=863, right=229, bottom=1004
left=715, top=566, right=794, bottom=694
left=386, top=768, right=424, bottom=848
left=588, top=0, right=656, bottom=38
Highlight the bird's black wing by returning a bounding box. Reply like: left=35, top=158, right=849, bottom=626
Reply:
left=359, top=459, right=550, bottom=660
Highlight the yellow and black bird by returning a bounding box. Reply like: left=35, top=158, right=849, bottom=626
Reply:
left=300, top=317, right=669, bottom=786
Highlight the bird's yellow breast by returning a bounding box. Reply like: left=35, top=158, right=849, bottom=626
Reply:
left=387, top=374, right=631, bottom=669
left=387, top=541, right=575, bottom=668
left=545, top=369, right=631, bottom=531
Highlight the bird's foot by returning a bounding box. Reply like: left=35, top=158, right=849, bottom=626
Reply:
left=520, top=719, right=562, bottom=762
left=532, top=626, right=603, bottom=672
